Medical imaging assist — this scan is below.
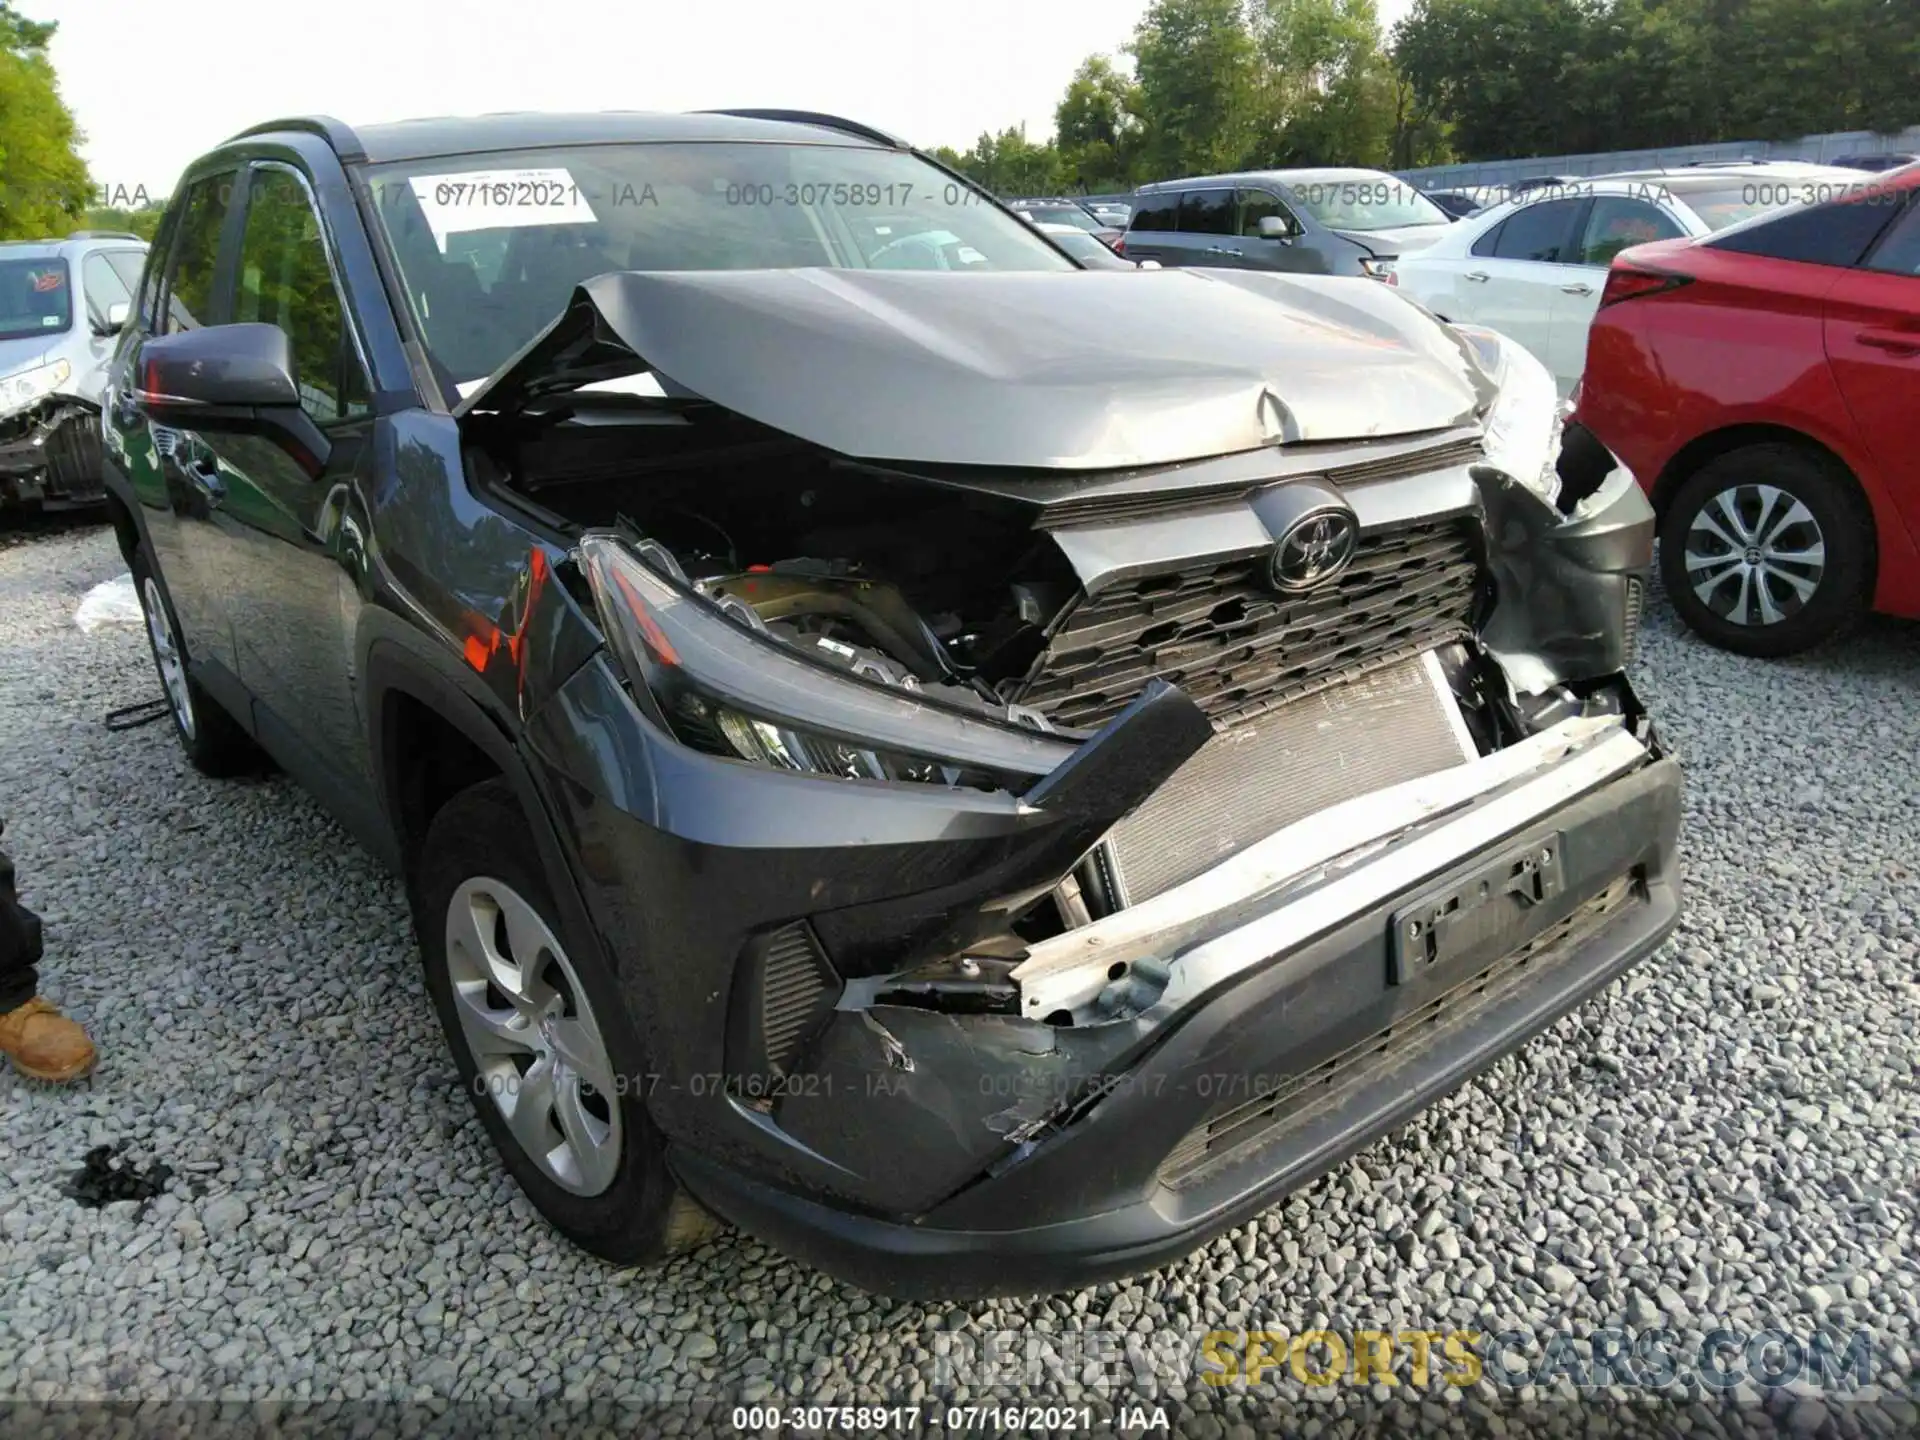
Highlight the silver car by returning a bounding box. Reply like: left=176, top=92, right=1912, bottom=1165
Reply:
left=0, top=231, right=148, bottom=510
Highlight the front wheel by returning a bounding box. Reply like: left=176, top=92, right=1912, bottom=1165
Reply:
left=1658, top=444, right=1874, bottom=658
left=130, top=548, right=258, bottom=776
left=415, top=779, right=717, bottom=1264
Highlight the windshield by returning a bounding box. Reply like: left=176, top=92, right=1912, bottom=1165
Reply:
left=366, top=142, right=1074, bottom=389
left=0, top=258, right=72, bottom=342
left=1285, top=178, right=1450, bottom=232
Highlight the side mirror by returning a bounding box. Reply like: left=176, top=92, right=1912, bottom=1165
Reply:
left=137, top=323, right=301, bottom=411
left=94, top=300, right=131, bottom=335
left=135, top=323, right=329, bottom=475
left=1257, top=215, right=1296, bottom=240
left=1136, top=259, right=1164, bottom=270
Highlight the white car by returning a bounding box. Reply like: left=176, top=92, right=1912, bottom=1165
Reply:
left=1390, top=164, right=1873, bottom=394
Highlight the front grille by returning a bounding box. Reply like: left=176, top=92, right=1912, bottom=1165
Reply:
left=1159, top=873, right=1641, bottom=1188
left=1034, top=437, right=1484, bottom=531
left=1105, top=655, right=1472, bottom=902
left=1019, top=518, right=1481, bottom=729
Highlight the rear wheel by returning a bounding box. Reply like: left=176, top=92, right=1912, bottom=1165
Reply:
left=130, top=548, right=258, bottom=776
left=1658, top=444, right=1874, bottom=658
left=415, top=779, right=718, bottom=1264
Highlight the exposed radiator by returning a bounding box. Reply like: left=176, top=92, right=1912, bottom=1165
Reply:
left=1103, top=652, right=1474, bottom=904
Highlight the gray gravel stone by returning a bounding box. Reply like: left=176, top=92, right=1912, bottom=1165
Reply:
left=4, top=523, right=1917, bottom=1428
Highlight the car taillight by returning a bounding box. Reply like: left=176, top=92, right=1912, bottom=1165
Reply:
left=1599, top=263, right=1691, bottom=308
left=1111, top=235, right=1125, bottom=255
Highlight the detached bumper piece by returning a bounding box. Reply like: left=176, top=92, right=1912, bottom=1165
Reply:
left=0, top=403, right=103, bottom=509
left=672, top=715, right=1682, bottom=1298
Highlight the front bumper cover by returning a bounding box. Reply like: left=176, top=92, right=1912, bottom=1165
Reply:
left=0, top=401, right=103, bottom=508
left=664, top=717, right=1680, bottom=1297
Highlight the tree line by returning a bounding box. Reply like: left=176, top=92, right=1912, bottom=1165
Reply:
left=0, top=5, right=163, bottom=242
left=932, top=0, right=1918, bottom=195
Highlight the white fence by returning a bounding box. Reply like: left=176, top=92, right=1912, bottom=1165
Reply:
left=1395, top=125, right=1920, bottom=189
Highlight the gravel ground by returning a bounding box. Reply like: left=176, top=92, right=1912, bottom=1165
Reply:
left=2, top=518, right=1917, bottom=1435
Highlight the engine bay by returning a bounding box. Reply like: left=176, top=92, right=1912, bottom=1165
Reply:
left=473, top=403, right=1086, bottom=728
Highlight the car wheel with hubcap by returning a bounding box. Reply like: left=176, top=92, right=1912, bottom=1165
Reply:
left=416, top=778, right=718, bottom=1263
left=130, top=549, right=259, bottom=775
left=1658, top=444, right=1874, bottom=658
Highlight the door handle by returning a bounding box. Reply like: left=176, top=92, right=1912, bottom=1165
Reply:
left=1561, top=282, right=1594, bottom=296
left=1465, top=271, right=1490, bottom=283
left=183, top=455, right=226, bottom=502
left=1858, top=329, right=1920, bottom=355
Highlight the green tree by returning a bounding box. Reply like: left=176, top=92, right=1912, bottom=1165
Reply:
left=1128, top=0, right=1264, bottom=179
left=1054, top=55, right=1143, bottom=191
left=82, top=203, right=166, bottom=243
left=1249, top=0, right=1401, bottom=165
left=934, top=126, right=1065, bottom=196
left=0, top=4, right=91, bottom=240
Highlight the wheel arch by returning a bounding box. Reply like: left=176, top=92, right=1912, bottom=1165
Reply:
left=1649, top=423, right=1870, bottom=530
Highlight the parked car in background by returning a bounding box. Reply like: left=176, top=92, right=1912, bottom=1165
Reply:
left=1392, top=165, right=1872, bottom=394
left=102, top=108, right=1677, bottom=1298
left=1833, top=153, right=1918, bottom=173
left=0, top=232, right=148, bottom=511
left=1082, top=197, right=1132, bottom=228
left=1507, top=175, right=1581, bottom=196
left=1033, top=221, right=1140, bottom=268
left=1006, top=198, right=1122, bottom=248
left=1121, top=168, right=1452, bottom=277
left=1578, top=164, right=1920, bottom=655
left=1425, top=189, right=1486, bottom=220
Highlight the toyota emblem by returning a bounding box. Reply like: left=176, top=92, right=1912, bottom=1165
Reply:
left=1270, top=510, right=1359, bottom=591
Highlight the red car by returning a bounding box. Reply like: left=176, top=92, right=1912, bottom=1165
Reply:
left=1577, top=164, right=1920, bottom=656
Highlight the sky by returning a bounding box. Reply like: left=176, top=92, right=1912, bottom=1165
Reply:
left=44, top=0, right=1413, bottom=202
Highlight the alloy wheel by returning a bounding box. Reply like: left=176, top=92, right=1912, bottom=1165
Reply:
left=141, top=577, right=196, bottom=739
left=1683, top=483, right=1827, bottom=627
left=444, top=877, right=622, bottom=1196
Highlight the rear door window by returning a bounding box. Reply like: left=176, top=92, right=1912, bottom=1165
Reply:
left=1177, top=188, right=1237, bottom=236
left=1128, top=193, right=1179, bottom=231
left=1489, top=199, right=1584, bottom=262
left=1710, top=190, right=1905, bottom=268
left=1864, top=199, right=1920, bottom=276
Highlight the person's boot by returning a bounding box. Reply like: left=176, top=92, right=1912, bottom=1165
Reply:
left=0, top=997, right=96, bottom=1082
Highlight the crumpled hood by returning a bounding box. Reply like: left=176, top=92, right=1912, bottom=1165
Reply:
left=1332, top=223, right=1454, bottom=256
left=462, top=266, right=1489, bottom=470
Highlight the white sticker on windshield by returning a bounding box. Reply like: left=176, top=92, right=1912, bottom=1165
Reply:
left=409, top=168, right=597, bottom=251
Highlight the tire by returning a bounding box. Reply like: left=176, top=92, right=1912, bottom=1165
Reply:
left=415, top=779, right=718, bottom=1265
left=1658, top=444, right=1874, bottom=658
left=130, top=548, right=259, bottom=776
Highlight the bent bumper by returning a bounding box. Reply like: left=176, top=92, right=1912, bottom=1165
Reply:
left=670, top=724, right=1682, bottom=1298
left=0, top=402, right=103, bottom=508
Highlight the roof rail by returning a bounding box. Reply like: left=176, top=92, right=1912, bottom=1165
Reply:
left=698, top=108, right=906, bottom=149
left=67, top=229, right=142, bottom=241
left=224, top=115, right=366, bottom=162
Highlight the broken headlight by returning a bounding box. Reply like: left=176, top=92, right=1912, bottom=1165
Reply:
left=0, top=358, right=71, bottom=419
left=576, top=532, right=1069, bottom=789
left=1460, top=326, right=1563, bottom=507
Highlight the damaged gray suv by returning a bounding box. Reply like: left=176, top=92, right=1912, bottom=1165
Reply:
left=101, top=110, right=1680, bottom=1297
